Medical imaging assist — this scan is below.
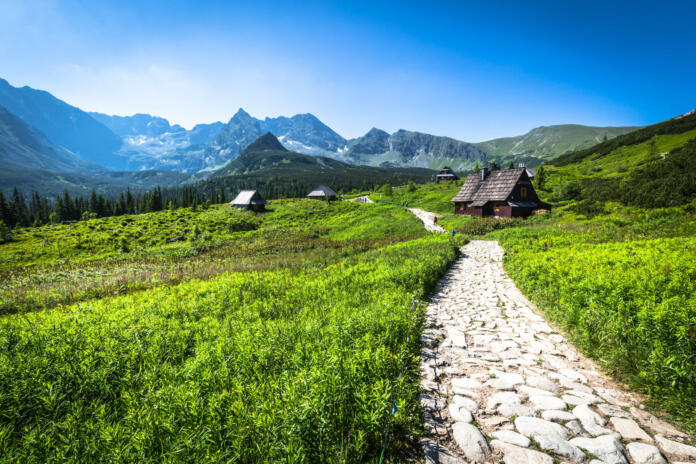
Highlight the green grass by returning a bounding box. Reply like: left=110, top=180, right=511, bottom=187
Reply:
left=0, top=235, right=460, bottom=463
left=488, top=204, right=696, bottom=434
left=0, top=199, right=427, bottom=314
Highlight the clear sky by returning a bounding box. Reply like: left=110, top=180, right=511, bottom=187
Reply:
left=1, top=0, right=694, bottom=141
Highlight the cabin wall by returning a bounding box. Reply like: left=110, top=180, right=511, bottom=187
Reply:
left=511, top=207, right=535, bottom=218
left=454, top=202, right=484, bottom=217
left=494, top=205, right=513, bottom=218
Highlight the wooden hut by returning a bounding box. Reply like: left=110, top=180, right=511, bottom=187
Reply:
left=436, top=166, right=459, bottom=182
left=230, top=190, right=267, bottom=212
left=307, top=185, right=338, bottom=201
left=451, top=167, right=549, bottom=218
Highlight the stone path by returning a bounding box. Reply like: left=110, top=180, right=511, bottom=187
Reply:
left=409, top=208, right=446, bottom=233
left=420, top=240, right=694, bottom=464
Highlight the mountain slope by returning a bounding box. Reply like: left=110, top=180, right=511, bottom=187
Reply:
left=0, top=78, right=122, bottom=169
left=216, top=132, right=349, bottom=176
left=265, top=113, right=346, bottom=155
left=203, top=133, right=436, bottom=200
left=90, top=112, right=226, bottom=172
left=0, top=104, right=101, bottom=173
left=346, top=128, right=390, bottom=154
left=346, top=129, right=487, bottom=171
left=540, top=110, right=696, bottom=209
left=0, top=167, right=193, bottom=199
left=204, top=109, right=349, bottom=168
left=477, top=124, right=639, bottom=167
left=89, top=112, right=185, bottom=138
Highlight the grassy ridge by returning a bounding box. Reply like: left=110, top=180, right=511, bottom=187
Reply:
left=489, top=205, right=696, bottom=433
left=0, top=235, right=460, bottom=463
left=537, top=112, right=696, bottom=210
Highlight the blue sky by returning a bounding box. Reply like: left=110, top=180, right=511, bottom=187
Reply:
left=1, top=0, right=694, bottom=141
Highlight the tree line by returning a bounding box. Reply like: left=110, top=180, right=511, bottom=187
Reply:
left=0, top=167, right=434, bottom=232
left=0, top=185, right=227, bottom=230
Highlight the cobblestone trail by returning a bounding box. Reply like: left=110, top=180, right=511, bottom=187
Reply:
left=409, top=208, right=446, bottom=233
left=420, top=240, right=694, bottom=464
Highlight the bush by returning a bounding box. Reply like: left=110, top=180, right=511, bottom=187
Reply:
left=0, top=220, right=12, bottom=243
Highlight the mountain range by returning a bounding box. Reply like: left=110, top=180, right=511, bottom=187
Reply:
left=0, top=77, right=641, bottom=196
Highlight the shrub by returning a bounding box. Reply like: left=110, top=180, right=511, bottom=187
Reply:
left=0, top=220, right=12, bottom=243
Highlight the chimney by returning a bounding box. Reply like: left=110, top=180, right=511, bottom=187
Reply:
left=481, top=167, right=489, bottom=180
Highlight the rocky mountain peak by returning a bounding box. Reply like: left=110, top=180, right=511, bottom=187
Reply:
left=242, top=132, right=288, bottom=154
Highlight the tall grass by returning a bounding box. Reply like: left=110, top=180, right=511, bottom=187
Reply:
left=0, top=235, right=459, bottom=463
left=491, top=212, right=696, bottom=434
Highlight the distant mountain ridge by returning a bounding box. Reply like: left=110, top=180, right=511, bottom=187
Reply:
left=0, top=76, right=650, bottom=196
left=216, top=132, right=347, bottom=176
left=89, top=112, right=185, bottom=138
left=93, top=112, right=226, bottom=172
left=476, top=124, right=640, bottom=168
left=0, top=104, right=101, bottom=173
left=205, top=133, right=437, bottom=199
left=0, top=78, right=124, bottom=169
left=204, top=109, right=348, bottom=168
left=345, top=129, right=488, bottom=171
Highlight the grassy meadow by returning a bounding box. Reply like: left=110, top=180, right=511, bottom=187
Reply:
left=0, top=234, right=459, bottom=462
left=1, top=152, right=695, bottom=461
left=0, top=199, right=426, bottom=314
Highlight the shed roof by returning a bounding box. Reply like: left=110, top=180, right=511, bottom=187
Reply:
left=451, top=168, right=528, bottom=203
left=230, top=190, right=266, bottom=205
left=307, top=185, right=337, bottom=197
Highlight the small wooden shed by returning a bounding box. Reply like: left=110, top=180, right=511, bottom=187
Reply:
left=307, top=185, right=338, bottom=201
left=230, top=190, right=267, bottom=212
left=436, top=167, right=459, bottom=182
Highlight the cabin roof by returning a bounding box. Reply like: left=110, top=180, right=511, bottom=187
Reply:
left=230, top=190, right=266, bottom=205
left=307, top=185, right=337, bottom=197
left=451, top=175, right=483, bottom=202
left=436, top=166, right=459, bottom=179
left=451, top=168, right=528, bottom=203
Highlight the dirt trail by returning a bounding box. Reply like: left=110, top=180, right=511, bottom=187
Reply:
left=408, top=208, right=446, bottom=233
left=421, top=240, right=694, bottom=464
left=350, top=195, right=373, bottom=203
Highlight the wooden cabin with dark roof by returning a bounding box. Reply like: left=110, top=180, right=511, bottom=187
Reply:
left=436, top=166, right=459, bottom=182
left=230, top=190, right=267, bottom=212
left=451, top=167, right=549, bottom=218
left=307, top=185, right=338, bottom=201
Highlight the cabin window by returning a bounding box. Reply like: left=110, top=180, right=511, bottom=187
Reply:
left=520, top=187, right=528, bottom=199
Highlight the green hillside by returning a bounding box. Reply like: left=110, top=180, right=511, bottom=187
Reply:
left=476, top=124, right=639, bottom=168
left=536, top=111, right=696, bottom=211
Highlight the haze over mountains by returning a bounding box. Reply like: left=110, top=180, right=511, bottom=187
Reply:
left=0, top=77, right=640, bottom=196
